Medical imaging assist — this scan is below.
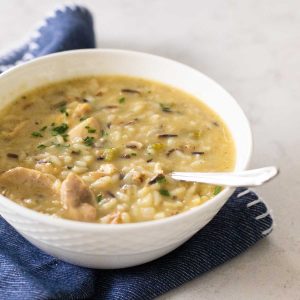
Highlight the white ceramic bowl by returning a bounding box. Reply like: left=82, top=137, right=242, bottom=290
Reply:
left=0, top=49, right=252, bottom=269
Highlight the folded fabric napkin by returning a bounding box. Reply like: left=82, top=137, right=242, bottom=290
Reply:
left=0, top=5, right=273, bottom=300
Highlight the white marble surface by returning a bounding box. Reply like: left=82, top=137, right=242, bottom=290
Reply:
left=0, top=1, right=299, bottom=299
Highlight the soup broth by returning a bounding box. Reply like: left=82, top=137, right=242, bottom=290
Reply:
left=0, top=76, right=235, bottom=223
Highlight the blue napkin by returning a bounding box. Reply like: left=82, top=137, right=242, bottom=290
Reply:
left=0, top=4, right=95, bottom=72
left=0, top=5, right=273, bottom=300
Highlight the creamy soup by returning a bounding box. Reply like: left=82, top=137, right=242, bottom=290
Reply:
left=0, top=76, right=235, bottom=223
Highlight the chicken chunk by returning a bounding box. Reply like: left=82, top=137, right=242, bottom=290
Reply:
left=69, top=117, right=100, bottom=141
left=60, top=173, right=98, bottom=222
left=0, top=167, right=57, bottom=198
left=72, top=103, right=92, bottom=119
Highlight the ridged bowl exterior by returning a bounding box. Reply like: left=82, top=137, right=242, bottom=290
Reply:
left=0, top=194, right=229, bottom=268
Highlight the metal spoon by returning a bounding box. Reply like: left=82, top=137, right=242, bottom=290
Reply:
left=170, top=166, right=279, bottom=187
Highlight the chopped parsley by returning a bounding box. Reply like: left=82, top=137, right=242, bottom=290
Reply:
left=32, top=124, right=49, bottom=138
left=118, top=97, right=126, bottom=104
left=37, top=144, right=47, bottom=150
left=159, top=189, right=170, bottom=197
left=31, top=131, right=43, bottom=138
left=40, top=126, right=47, bottom=131
left=59, top=105, right=69, bottom=116
left=80, top=116, right=88, bottom=122
left=83, top=136, right=95, bottom=146
left=157, top=176, right=167, bottom=184
left=101, top=129, right=108, bottom=137
left=213, top=186, right=222, bottom=195
left=62, top=134, right=69, bottom=142
left=85, top=126, right=96, bottom=133
left=96, top=194, right=103, bottom=203
left=149, top=174, right=166, bottom=185
left=53, top=143, right=70, bottom=148
left=51, top=123, right=69, bottom=136
left=159, top=103, right=172, bottom=113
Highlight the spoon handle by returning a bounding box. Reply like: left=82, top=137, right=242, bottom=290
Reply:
left=170, top=166, right=279, bottom=187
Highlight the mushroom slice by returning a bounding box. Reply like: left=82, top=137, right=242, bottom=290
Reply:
left=60, top=173, right=98, bottom=222
left=69, top=117, right=100, bottom=140
left=0, top=167, right=57, bottom=198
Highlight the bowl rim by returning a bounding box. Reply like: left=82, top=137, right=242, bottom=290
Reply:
left=0, top=48, right=253, bottom=231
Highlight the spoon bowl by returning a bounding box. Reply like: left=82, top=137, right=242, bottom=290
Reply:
left=171, top=166, right=279, bottom=187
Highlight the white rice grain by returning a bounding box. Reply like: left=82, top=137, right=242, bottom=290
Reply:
left=72, top=166, right=88, bottom=174
left=75, top=160, right=87, bottom=167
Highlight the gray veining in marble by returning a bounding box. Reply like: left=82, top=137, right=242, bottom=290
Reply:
left=0, top=1, right=299, bottom=299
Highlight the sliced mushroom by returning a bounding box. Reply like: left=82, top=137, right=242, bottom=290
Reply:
left=0, top=167, right=57, bottom=198
left=69, top=117, right=100, bottom=140
left=60, top=173, right=97, bottom=222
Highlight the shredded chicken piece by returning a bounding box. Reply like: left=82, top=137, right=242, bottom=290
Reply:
left=72, top=103, right=92, bottom=118
left=69, top=117, right=100, bottom=140
left=0, top=167, right=57, bottom=198
left=60, top=173, right=97, bottom=221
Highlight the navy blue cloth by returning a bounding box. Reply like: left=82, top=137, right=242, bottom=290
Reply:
left=0, top=5, right=95, bottom=72
left=0, top=5, right=273, bottom=300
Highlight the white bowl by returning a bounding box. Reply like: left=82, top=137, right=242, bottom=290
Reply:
left=0, top=49, right=252, bottom=269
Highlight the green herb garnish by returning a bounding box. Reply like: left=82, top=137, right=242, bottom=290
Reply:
left=118, top=97, right=126, bottom=104
left=62, top=134, right=69, bottom=142
left=85, top=126, right=96, bottom=133
left=159, top=189, right=170, bottom=197
left=80, top=116, right=88, bottom=122
left=59, top=106, right=69, bottom=116
left=31, top=131, right=43, bottom=138
left=213, top=186, right=222, bottom=195
left=40, top=126, right=47, bottom=132
left=96, top=194, right=103, bottom=203
left=83, top=136, right=95, bottom=146
left=157, top=176, right=167, bottom=184
left=149, top=174, right=166, bottom=185
left=159, top=103, right=172, bottom=113
left=101, top=130, right=108, bottom=137
left=37, top=144, right=47, bottom=149
left=51, top=123, right=69, bottom=136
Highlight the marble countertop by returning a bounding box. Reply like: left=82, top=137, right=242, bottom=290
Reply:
left=0, top=1, right=299, bottom=299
